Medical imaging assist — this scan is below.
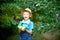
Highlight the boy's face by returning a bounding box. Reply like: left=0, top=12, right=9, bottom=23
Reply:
left=23, top=12, right=30, bottom=20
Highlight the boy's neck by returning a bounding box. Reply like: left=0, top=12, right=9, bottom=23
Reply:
left=24, top=19, right=30, bottom=21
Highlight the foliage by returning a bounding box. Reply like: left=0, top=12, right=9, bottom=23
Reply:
left=0, top=0, right=60, bottom=40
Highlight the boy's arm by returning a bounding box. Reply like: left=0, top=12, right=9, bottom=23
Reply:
left=25, top=29, right=32, bottom=34
left=18, top=21, right=22, bottom=32
left=18, top=28, right=22, bottom=32
left=26, top=22, right=34, bottom=34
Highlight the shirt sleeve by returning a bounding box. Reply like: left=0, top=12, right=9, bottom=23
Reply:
left=18, top=21, right=22, bottom=28
left=29, top=22, right=34, bottom=30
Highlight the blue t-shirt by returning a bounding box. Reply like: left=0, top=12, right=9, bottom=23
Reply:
left=18, top=20, right=34, bottom=30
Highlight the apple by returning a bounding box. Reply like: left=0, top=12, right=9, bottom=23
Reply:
left=19, top=26, right=26, bottom=31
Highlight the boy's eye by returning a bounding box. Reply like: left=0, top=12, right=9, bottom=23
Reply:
left=24, top=14, right=29, bottom=15
left=26, top=14, right=29, bottom=15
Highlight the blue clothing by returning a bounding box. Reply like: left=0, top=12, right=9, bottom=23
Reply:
left=18, top=20, right=34, bottom=30
left=18, top=20, right=34, bottom=40
left=20, top=31, right=32, bottom=40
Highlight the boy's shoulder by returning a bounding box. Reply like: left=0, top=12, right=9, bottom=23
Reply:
left=30, top=21, right=33, bottom=23
left=19, top=20, right=24, bottom=22
left=19, top=20, right=23, bottom=23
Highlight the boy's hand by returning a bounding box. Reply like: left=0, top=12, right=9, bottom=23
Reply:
left=25, top=29, right=32, bottom=34
left=19, top=26, right=26, bottom=31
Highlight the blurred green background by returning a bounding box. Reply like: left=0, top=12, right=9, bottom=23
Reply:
left=0, top=0, right=60, bottom=40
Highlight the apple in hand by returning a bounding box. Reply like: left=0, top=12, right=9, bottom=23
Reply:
left=19, top=26, right=26, bottom=31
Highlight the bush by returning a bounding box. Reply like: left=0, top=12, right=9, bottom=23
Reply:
left=0, top=0, right=60, bottom=40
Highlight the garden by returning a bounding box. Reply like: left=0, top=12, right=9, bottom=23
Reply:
left=0, top=0, right=60, bottom=40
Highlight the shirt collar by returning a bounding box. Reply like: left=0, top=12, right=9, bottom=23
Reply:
left=22, top=19, right=30, bottom=24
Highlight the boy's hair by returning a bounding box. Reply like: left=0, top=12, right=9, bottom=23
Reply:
left=21, top=8, right=32, bottom=18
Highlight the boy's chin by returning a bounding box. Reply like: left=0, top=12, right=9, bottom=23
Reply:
left=24, top=18, right=29, bottom=20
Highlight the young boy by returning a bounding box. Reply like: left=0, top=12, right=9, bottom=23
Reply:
left=18, top=8, right=34, bottom=40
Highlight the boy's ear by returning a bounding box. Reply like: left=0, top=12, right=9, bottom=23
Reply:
left=29, top=16, right=31, bottom=17
left=29, top=15, right=32, bottom=18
